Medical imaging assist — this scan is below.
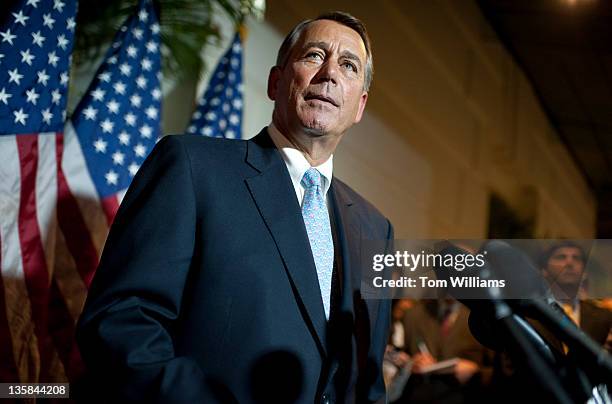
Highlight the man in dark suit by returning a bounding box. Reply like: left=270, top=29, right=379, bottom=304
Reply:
left=76, top=11, right=393, bottom=404
left=540, top=241, right=612, bottom=350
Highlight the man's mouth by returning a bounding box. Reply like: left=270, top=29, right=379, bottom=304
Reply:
left=304, top=93, right=339, bottom=107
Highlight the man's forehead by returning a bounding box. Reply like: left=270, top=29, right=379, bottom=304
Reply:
left=553, top=247, right=582, bottom=255
left=294, top=20, right=366, bottom=57
left=550, top=246, right=584, bottom=261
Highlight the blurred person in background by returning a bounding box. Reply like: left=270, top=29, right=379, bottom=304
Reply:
left=395, top=297, right=494, bottom=404
left=382, top=300, right=413, bottom=387
left=540, top=241, right=612, bottom=351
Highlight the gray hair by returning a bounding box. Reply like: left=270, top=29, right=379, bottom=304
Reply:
left=275, top=11, right=374, bottom=91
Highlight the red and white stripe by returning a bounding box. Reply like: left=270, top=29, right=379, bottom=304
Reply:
left=0, top=128, right=118, bottom=382
left=61, top=123, right=120, bottom=244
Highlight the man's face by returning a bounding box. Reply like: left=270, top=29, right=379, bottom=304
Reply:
left=268, top=20, right=368, bottom=140
left=544, top=246, right=586, bottom=287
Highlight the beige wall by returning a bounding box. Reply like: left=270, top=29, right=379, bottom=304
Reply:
left=182, top=0, right=596, bottom=238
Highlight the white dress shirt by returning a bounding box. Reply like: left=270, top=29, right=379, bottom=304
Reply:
left=267, top=123, right=333, bottom=206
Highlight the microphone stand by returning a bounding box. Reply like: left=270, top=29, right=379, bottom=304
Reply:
left=489, top=299, right=574, bottom=404
left=434, top=240, right=595, bottom=403
left=520, top=299, right=612, bottom=387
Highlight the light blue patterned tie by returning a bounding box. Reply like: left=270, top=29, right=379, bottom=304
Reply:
left=301, top=168, right=334, bottom=320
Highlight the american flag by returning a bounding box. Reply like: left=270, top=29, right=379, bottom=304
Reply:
left=67, top=0, right=161, bottom=223
left=0, top=0, right=161, bottom=384
left=187, top=30, right=243, bottom=139
left=0, top=0, right=78, bottom=383
left=58, top=0, right=161, bottom=379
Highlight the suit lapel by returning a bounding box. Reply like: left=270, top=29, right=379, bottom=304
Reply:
left=327, top=180, right=366, bottom=394
left=329, top=180, right=360, bottom=317
left=331, top=182, right=384, bottom=331
left=244, top=130, right=328, bottom=355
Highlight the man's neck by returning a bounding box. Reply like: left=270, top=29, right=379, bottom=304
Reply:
left=550, top=285, right=580, bottom=305
left=270, top=121, right=340, bottom=167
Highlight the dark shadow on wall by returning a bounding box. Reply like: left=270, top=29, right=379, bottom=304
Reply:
left=487, top=193, right=535, bottom=239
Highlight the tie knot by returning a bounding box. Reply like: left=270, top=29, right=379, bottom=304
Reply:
left=301, top=168, right=322, bottom=189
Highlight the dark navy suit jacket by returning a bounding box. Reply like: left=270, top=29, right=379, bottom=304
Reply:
left=76, top=129, right=393, bottom=403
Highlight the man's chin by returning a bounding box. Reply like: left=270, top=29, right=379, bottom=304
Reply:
left=298, top=111, right=336, bottom=134
left=302, top=126, right=327, bottom=137
left=296, top=114, right=346, bottom=138
left=299, top=118, right=331, bottom=136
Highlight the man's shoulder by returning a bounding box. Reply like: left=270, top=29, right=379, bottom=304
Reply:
left=156, top=134, right=248, bottom=165
left=161, top=133, right=247, bottom=152
left=582, top=300, right=612, bottom=320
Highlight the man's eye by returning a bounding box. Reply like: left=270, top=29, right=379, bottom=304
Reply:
left=341, top=61, right=357, bottom=72
left=305, top=52, right=323, bottom=60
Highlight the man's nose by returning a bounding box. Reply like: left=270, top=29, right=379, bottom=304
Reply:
left=563, top=258, right=580, bottom=269
left=314, top=60, right=338, bottom=85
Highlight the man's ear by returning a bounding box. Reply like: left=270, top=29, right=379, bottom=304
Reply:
left=353, top=91, right=368, bottom=124
left=267, top=66, right=281, bottom=100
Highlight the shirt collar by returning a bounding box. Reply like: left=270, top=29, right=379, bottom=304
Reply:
left=267, top=123, right=333, bottom=196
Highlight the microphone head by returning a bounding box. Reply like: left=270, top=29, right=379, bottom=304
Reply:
left=433, top=241, right=500, bottom=308
left=434, top=240, right=549, bottom=303
left=483, top=240, right=548, bottom=301
left=433, top=240, right=551, bottom=328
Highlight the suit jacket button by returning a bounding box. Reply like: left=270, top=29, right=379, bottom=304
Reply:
left=321, top=393, right=332, bottom=404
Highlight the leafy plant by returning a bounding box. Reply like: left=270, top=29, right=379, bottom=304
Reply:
left=73, top=0, right=262, bottom=81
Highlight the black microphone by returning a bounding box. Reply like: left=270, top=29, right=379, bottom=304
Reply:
left=433, top=241, right=574, bottom=404
left=432, top=240, right=500, bottom=307
left=468, top=311, right=557, bottom=362
left=483, top=240, right=548, bottom=299
left=433, top=240, right=560, bottom=361
left=482, top=240, right=612, bottom=385
left=435, top=240, right=612, bottom=386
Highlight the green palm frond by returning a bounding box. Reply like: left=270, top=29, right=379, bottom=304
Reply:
left=73, top=0, right=260, bottom=80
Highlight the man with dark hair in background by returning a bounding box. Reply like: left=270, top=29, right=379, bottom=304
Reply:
left=541, top=241, right=612, bottom=350
left=77, top=11, right=393, bottom=404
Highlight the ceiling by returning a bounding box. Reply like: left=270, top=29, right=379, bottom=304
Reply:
left=477, top=0, right=612, bottom=235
